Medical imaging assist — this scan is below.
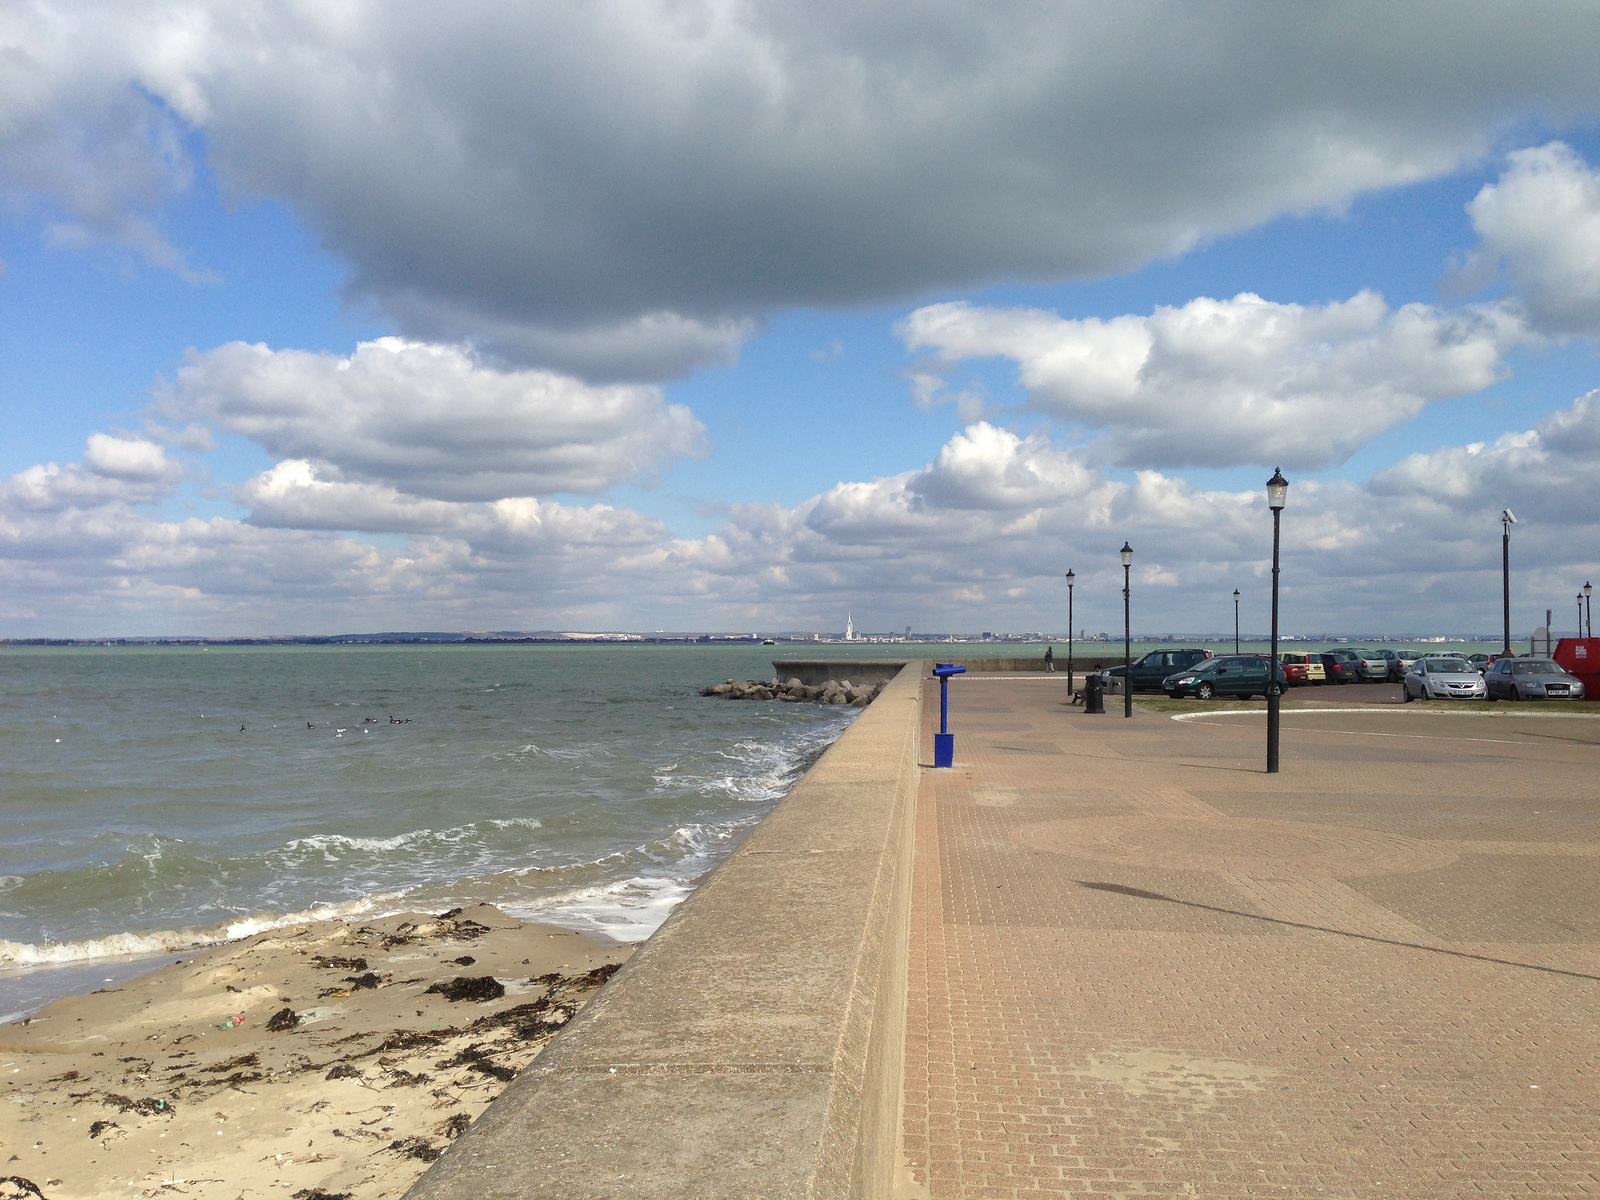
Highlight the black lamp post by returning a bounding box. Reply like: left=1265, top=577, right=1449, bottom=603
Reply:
left=1501, top=509, right=1517, bottom=656
left=1065, top=569, right=1075, bottom=694
left=1121, top=542, right=1133, bottom=719
left=1266, top=469, right=1288, bottom=774
left=1581, top=593, right=1586, bottom=639
left=1233, top=588, right=1241, bottom=654
left=1586, top=581, right=1593, bottom=637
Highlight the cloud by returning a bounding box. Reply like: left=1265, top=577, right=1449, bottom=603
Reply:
left=8, top=3, right=1600, bottom=374
left=5, top=397, right=1600, bottom=637
left=159, top=337, right=706, bottom=501
left=900, top=292, right=1523, bottom=469
left=1457, top=142, right=1600, bottom=337
left=0, top=1, right=211, bottom=277
left=1, top=434, right=184, bottom=512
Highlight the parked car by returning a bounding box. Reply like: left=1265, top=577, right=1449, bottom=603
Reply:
left=1319, top=651, right=1362, bottom=685
left=1396, top=650, right=1425, bottom=674
left=1163, top=655, right=1288, bottom=700
left=1351, top=649, right=1394, bottom=681
left=1101, top=648, right=1212, bottom=692
left=1404, top=656, right=1488, bottom=701
left=1484, top=657, right=1586, bottom=700
left=1465, top=653, right=1492, bottom=673
left=1277, top=652, right=1326, bottom=685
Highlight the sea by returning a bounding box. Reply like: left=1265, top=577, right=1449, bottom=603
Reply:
left=0, top=642, right=919, bottom=1021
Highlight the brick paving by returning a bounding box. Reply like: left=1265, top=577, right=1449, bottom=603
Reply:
left=901, top=678, right=1600, bottom=1198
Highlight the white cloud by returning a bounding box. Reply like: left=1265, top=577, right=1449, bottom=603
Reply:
left=7, top=3, right=1600, bottom=374
left=1459, top=142, right=1600, bottom=337
left=900, top=292, right=1523, bottom=469
left=1, top=435, right=184, bottom=512
left=5, top=400, right=1599, bottom=637
left=160, top=337, right=706, bottom=501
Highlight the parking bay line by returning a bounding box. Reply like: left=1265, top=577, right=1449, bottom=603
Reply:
left=1171, top=707, right=1600, bottom=747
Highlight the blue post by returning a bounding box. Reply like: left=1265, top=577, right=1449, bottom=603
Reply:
left=932, top=663, right=966, bottom=767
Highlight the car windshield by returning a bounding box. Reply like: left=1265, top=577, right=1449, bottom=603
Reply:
left=1514, top=660, right=1564, bottom=676
left=1187, top=661, right=1218, bottom=675
left=1426, top=658, right=1472, bottom=672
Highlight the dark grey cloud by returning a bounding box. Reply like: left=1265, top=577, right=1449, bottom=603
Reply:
left=8, top=1, right=1600, bottom=377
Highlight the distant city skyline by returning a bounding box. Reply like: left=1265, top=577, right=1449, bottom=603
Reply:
left=4, top=5, right=1600, bottom=638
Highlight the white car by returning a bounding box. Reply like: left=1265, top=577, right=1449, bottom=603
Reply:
left=1404, top=656, right=1488, bottom=701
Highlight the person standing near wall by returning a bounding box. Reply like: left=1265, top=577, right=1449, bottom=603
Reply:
left=1045, top=645, right=1054, bottom=672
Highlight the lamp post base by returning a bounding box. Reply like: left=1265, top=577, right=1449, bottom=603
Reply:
left=934, top=732, right=954, bottom=768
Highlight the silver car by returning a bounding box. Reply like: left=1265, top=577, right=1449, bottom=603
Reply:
left=1351, top=649, right=1392, bottom=681
left=1483, top=657, right=1587, bottom=701
left=1404, top=656, right=1488, bottom=701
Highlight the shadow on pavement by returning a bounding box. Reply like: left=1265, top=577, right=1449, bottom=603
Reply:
left=1078, top=880, right=1600, bottom=983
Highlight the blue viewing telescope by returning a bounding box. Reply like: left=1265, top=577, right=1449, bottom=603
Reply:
left=932, top=662, right=966, bottom=768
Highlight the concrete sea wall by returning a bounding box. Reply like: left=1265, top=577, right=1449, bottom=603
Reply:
left=408, top=659, right=926, bottom=1199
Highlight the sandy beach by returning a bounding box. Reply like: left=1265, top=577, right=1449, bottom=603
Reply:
left=0, top=905, right=632, bottom=1199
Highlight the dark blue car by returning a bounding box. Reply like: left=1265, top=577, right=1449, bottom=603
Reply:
left=1163, top=655, right=1288, bottom=700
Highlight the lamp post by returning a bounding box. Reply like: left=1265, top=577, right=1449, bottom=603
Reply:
left=1266, top=469, right=1288, bottom=774
left=1501, top=509, right=1517, bottom=656
left=1065, top=569, right=1076, bottom=695
left=1233, top=588, right=1241, bottom=654
left=1121, top=542, right=1133, bottom=719
left=1586, top=581, right=1593, bottom=637
left=1581, top=593, right=1586, bottom=639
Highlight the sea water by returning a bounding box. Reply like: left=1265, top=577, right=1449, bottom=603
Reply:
left=0, top=643, right=910, bottom=1015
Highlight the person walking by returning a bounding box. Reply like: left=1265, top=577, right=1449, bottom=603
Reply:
left=1044, top=645, right=1055, bottom=672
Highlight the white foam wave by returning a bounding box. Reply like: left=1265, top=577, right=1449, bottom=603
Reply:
left=0, top=891, right=412, bottom=968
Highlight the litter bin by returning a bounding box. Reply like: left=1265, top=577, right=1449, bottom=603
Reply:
left=1084, top=673, right=1105, bottom=714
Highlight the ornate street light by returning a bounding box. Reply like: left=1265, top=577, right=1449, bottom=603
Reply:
left=1120, top=542, right=1133, bottom=719
left=1586, top=581, right=1593, bottom=637
left=1233, top=588, right=1241, bottom=654
left=1064, top=569, right=1076, bottom=695
left=1501, top=509, right=1517, bottom=656
left=1266, top=469, right=1288, bottom=774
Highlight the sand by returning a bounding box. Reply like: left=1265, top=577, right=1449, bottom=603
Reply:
left=0, top=905, right=632, bottom=1199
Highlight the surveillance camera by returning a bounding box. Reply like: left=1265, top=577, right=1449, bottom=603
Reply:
left=1502, top=509, right=1517, bottom=524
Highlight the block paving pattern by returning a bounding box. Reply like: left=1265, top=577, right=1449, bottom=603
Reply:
left=901, top=681, right=1600, bottom=1197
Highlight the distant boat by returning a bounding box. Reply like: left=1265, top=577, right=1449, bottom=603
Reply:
left=762, top=638, right=775, bottom=645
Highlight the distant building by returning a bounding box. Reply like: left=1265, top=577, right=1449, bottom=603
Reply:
left=845, top=613, right=854, bottom=641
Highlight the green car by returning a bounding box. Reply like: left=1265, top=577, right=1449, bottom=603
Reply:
left=1163, top=655, right=1287, bottom=700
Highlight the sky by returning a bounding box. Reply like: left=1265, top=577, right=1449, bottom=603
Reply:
left=4, top=1, right=1600, bottom=639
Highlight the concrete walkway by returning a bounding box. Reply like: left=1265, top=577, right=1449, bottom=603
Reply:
left=902, top=678, right=1600, bottom=1197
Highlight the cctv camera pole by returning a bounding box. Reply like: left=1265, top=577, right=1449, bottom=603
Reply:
left=1121, top=543, right=1133, bottom=719
left=1501, top=512, right=1513, bottom=657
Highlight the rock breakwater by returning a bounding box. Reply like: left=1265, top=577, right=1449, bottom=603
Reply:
left=700, top=676, right=886, bottom=707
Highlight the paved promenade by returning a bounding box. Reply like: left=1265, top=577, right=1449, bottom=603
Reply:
left=902, top=679, right=1600, bottom=1197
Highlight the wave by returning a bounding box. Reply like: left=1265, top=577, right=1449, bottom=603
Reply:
left=0, top=890, right=412, bottom=968
left=0, top=703, right=857, bottom=970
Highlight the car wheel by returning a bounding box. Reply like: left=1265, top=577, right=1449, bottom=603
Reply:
left=1196, top=682, right=1215, bottom=700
